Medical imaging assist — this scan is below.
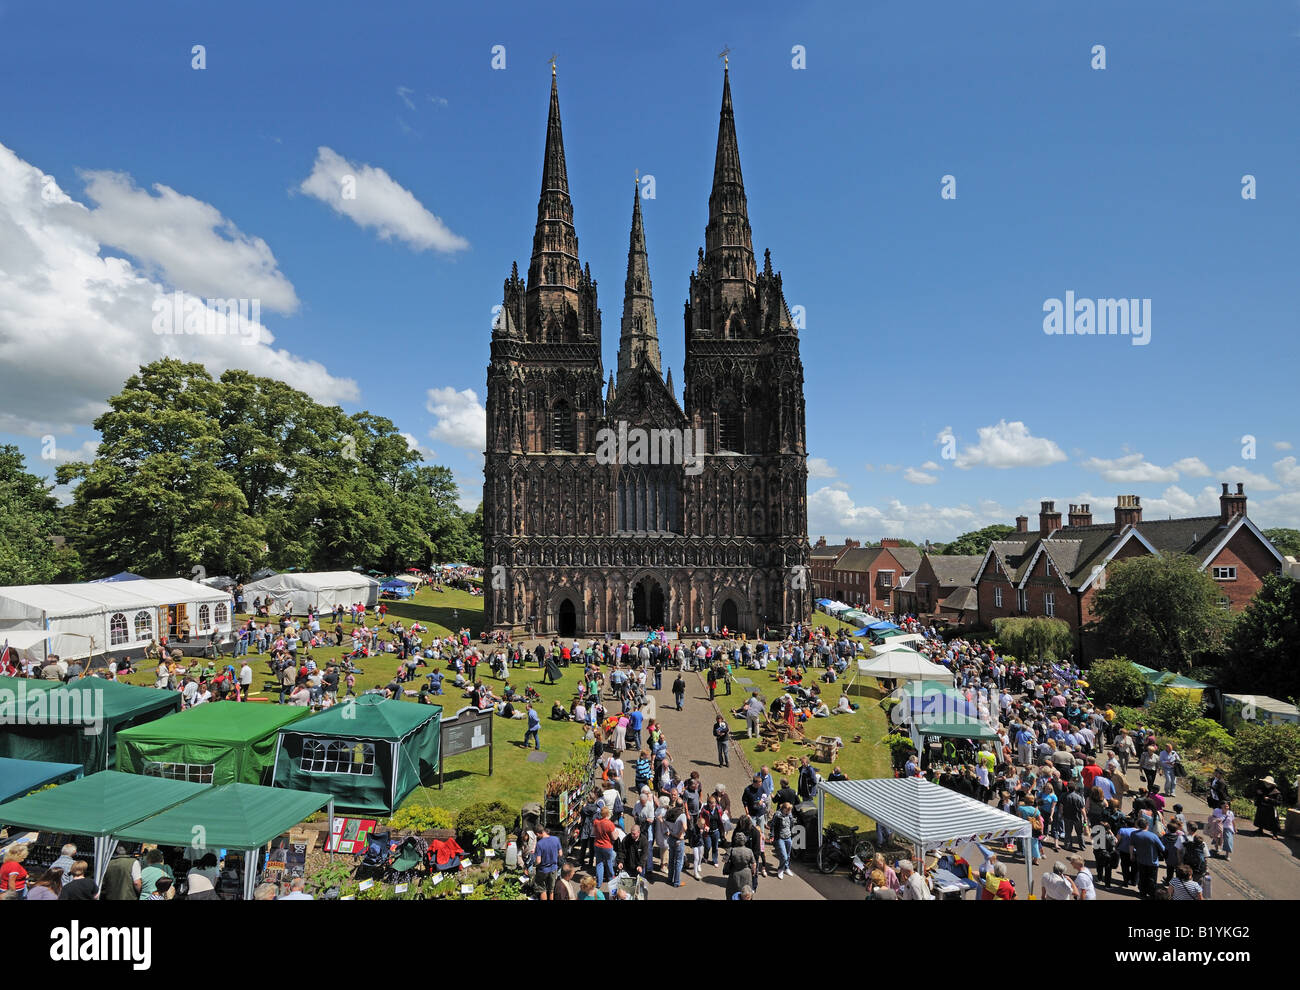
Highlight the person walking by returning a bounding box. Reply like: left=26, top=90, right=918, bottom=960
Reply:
left=671, top=673, right=686, bottom=711
left=770, top=802, right=796, bottom=880
left=1252, top=776, right=1283, bottom=838
left=1139, top=745, right=1161, bottom=791
left=713, top=715, right=731, bottom=768
left=1159, top=743, right=1181, bottom=797
left=524, top=703, right=541, bottom=751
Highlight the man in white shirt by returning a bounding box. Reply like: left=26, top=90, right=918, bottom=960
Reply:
left=239, top=662, right=253, bottom=701
left=897, top=860, right=934, bottom=900
left=1068, top=855, right=1096, bottom=900
left=1039, top=861, right=1078, bottom=900
left=278, top=877, right=315, bottom=900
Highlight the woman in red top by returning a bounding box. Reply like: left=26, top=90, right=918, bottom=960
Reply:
left=0, top=845, right=30, bottom=895
left=592, top=806, right=618, bottom=888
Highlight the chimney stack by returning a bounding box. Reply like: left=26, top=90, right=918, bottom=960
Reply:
left=1114, top=494, right=1142, bottom=533
left=1068, top=503, right=1093, bottom=527
left=1219, top=482, right=1247, bottom=524
left=814, top=536, right=827, bottom=548
left=845, top=538, right=860, bottom=549
left=1015, top=515, right=1029, bottom=533
left=880, top=538, right=901, bottom=548
left=1039, top=500, right=1062, bottom=537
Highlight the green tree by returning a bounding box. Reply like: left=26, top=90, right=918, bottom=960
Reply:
left=1145, top=691, right=1205, bottom=735
left=1089, top=553, right=1230, bottom=672
left=1086, top=657, right=1147, bottom=706
left=1220, top=574, right=1300, bottom=699
left=0, top=445, right=81, bottom=584
left=992, top=616, right=1074, bottom=662
left=1263, top=527, right=1300, bottom=558
left=1230, top=723, right=1300, bottom=801
left=940, top=524, right=1016, bottom=557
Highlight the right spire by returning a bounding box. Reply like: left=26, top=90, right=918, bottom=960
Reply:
left=705, top=65, right=755, bottom=284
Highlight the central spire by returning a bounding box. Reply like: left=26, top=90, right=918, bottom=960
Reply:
left=704, top=64, right=755, bottom=284
left=528, top=69, right=580, bottom=299
left=617, top=177, right=661, bottom=387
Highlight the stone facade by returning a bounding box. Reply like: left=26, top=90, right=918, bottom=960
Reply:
left=482, top=68, right=809, bottom=637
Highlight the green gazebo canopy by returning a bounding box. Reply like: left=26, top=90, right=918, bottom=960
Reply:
left=0, top=676, right=181, bottom=774
left=113, top=782, right=332, bottom=851
left=116, top=702, right=309, bottom=786
left=272, top=696, right=440, bottom=815
left=0, top=770, right=208, bottom=836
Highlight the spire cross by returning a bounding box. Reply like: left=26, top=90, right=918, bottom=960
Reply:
left=548, top=53, right=557, bottom=74
left=718, top=46, right=730, bottom=67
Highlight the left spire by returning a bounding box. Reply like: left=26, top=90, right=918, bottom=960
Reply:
left=528, top=68, right=580, bottom=294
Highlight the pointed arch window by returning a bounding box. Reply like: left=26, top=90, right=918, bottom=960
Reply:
left=551, top=399, right=575, bottom=452
left=718, top=398, right=743, bottom=453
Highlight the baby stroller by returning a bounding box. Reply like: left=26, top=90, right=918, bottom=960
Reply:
left=356, top=829, right=392, bottom=881
left=388, top=835, right=428, bottom=885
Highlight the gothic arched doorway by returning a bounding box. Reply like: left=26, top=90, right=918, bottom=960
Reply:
left=558, top=598, right=577, bottom=638
left=719, top=598, right=739, bottom=633
left=633, top=578, right=665, bottom=628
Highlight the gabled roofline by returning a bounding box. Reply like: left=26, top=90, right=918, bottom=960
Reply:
left=1016, top=541, right=1079, bottom=592
left=1200, top=515, right=1285, bottom=570
left=1076, top=526, right=1160, bottom=593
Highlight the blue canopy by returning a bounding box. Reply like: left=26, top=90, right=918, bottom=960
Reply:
left=854, top=620, right=901, bottom=635
left=0, top=757, right=83, bottom=804
left=89, top=571, right=144, bottom=583
left=814, top=598, right=832, bottom=606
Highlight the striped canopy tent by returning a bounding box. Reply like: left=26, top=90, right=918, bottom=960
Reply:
left=816, top=777, right=1035, bottom=891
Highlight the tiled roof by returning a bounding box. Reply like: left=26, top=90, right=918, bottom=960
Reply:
left=939, top=586, right=979, bottom=612
left=926, top=554, right=983, bottom=587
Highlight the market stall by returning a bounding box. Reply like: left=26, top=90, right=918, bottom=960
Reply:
left=816, top=776, right=1034, bottom=892
left=242, top=571, right=382, bottom=614
left=0, top=757, right=83, bottom=804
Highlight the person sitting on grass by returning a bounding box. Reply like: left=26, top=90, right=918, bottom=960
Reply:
left=551, top=700, right=571, bottom=721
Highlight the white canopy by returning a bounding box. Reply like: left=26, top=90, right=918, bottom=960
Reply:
left=857, top=649, right=953, bottom=681
left=886, top=633, right=925, bottom=647
left=392, top=574, right=421, bottom=585
left=242, top=571, right=381, bottom=613
left=0, top=578, right=233, bottom=660
left=869, top=640, right=925, bottom=655
left=816, top=777, right=1035, bottom=891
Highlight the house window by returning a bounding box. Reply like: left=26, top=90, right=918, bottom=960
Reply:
left=109, top=612, right=129, bottom=646
left=1017, top=589, right=1028, bottom=612
left=1212, top=566, right=1237, bottom=581
left=215, top=602, right=229, bottom=625
left=144, top=761, right=215, bottom=785
left=1045, top=592, right=1055, bottom=617
left=1045, top=559, right=1053, bottom=577
left=1218, top=595, right=1231, bottom=610
left=197, top=604, right=211, bottom=631
left=302, top=739, right=376, bottom=776
left=134, top=609, right=153, bottom=641
left=994, top=587, right=1003, bottom=608
left=879, top=592, right=890, bottom=606
left=878, top=571, right=894, bottom=588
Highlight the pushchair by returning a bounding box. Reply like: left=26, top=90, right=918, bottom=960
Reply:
left=388, top=835, right=428, bottom=884
left=356, top=829, right=392, bottom=881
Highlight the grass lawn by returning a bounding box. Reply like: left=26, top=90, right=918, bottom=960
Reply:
left=117, top=586, right=591, bottom=821
left=725, top=664, right=896, bottom=836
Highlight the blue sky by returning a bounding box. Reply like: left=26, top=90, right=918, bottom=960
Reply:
left=1, top=0, right=1297, bottom=541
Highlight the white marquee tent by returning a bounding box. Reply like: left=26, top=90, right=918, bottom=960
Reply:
left=816, top=777, right=1035, bottom=892
left=857, top=649, right=953, bottom=681
left=0, top=578, right=234, bottom=661
left=242, top=571, right=381, bottom=613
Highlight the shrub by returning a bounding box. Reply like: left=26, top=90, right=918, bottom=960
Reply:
left=385, top=805, right=456, bottom=833
left=1086, top=658, right=1147, bottom=707
left=1110, top=706, right=1145, bottom=730
left=1229, top=722, right=1300, bottom=802
left=1175, top=718, right=1235, bottom=762
left=454, top=800, right=516, bottom=845
left=880, top=732, right=916, bottom=768
left=1145, top=692, right=1206, bottom=735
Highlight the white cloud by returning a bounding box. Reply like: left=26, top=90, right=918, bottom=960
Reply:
left=903, top=467, right=938, bottom=485
left=426, top=386, right=485, bottom=452
left=808, top=486, right=1010, bottom=543
left=1082, top=453, right=1180, bottom=484
left=953, top=420, right=1067, bottom=470
left=298, top=147, right=469, bottom=253
left=1221, top=466, right=1280, bottom=492
left=67, top=169, right=299, bottom=313
left=1171, top=457, right=1212, bottom=477
left=1274, top=440, right=1293, bottom=451
left=880, top=464, right=900, bottom=473
left=0, top=142, right=357, bottom=437
left=1275, top=457, right=1300, bottom=488
left=920, top=461, right=941, bottom=471
left=396, top=86, right=416, bottom=110
left=807, top=457, right=838, bottom=479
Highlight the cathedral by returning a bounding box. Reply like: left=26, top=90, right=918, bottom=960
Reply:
left=482, top=65, right=809, bottom=638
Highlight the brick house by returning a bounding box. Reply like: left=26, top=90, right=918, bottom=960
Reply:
left=830, top=540, right=923, bottom=612
left=810, top=537, right=856, bottom=601
left=974, top=484, right=1285, bottom=661
left=897, top=552, right=983, bottom=627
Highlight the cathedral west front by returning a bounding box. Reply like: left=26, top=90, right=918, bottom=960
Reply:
left=482, top=64, right=809, bottom=638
